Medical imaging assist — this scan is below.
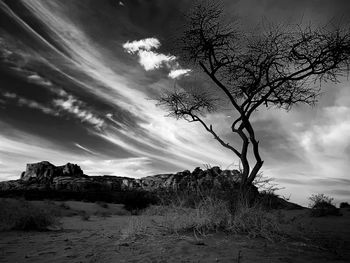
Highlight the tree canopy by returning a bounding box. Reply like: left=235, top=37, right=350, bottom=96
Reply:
left=158, top=2, right=350, bottom=186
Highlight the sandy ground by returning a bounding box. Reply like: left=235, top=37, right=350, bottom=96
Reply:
left=0, top=200, right=350, bottom=263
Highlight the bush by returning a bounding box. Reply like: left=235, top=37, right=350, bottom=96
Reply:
left=133, top=196, right=287, bottom=241
left=308, top=194, right=341, bottom=217
left=229, top=203, right=285, bottom=241
left=0, top=199, right=58, bottom=231
left=161, top=197, right=232, bottom=234
left=124, top=197, right=232, bottom=238
left=339, top=202, right=350, bottom=209
left=122, top=191, right=157, bottom=213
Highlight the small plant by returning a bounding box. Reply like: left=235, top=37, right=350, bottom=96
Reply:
left=308, top=194, right=341, bottom=217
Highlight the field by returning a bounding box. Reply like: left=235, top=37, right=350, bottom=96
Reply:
left=0, top=198, right=349, bottom=263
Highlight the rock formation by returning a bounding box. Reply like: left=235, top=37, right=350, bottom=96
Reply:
left=0, top=161, right=246, bottom=193
left=0, top=161, right=303, bottom=209
left=20, top=161, right=85, bottom=183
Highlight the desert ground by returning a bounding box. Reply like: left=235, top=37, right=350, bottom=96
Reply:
left=0, top=199, right=349, bottom=263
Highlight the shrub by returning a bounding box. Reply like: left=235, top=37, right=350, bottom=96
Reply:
left=139, top=196, right=287, bottom=241
left=339, top=202, right=350, bottom=209
left=308, top=194, right=341, bottom=217
left=122, top=191, right=157, bottom=213
left=160, top=197, right=232, bottom=234
left=0, top=199, right=58, bottom=231
left=229, top=203, right=285, bottom=241
left=124, top=197, right=232, bottom=238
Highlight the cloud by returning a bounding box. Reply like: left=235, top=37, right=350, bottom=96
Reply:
left=27, top=74, right=53, bottom=86
left=53, top=95, right=105, bottom=129
left=300, top=105, right=350, bottom=158
left=123, top=38, right=161, bottom=54
left=123, top=37, right=190, bottom=75
left=75, top=143, right=98, bottom=155
left=2, top=92, right=58, bottom=115
left=137, top=50, right=176, bottom=71
left=168, top=69, right=192, bottom=79
left=123, top=38, right=175, bottom=71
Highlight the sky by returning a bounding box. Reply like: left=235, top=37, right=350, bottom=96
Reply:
left=0, top=0, right=350, bottom=206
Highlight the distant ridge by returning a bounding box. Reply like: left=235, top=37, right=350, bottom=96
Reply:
left=0, top=161, right=303, bottom=209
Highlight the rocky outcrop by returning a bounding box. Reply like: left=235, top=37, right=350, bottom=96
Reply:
left=20, top=161, right=84, bottom=183
left=0, top=161, right=261, bottom=204
left=1, top=161, right=246, bottom=193
left=140, top=167, right=243, bottom=192
left=0, top=161, right=304, bottom=209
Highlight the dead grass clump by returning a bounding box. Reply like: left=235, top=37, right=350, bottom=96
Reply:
left=0, top=199, right=58, bottom=231
left=157, top=197, right=232, bottom=235
left=123, top=197, right=232, bottom=238
left=124, top=195, right=290, bottom=242
left=229, top=204, right=285, bottom=241
left=121, top=216, right=153, bottom=239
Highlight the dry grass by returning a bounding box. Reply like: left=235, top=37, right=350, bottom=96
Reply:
left=0, top=198, right=58, bottom=231
left=229, top=204, right=286, bottom=241
left=123, top=196, right=288, bottom=242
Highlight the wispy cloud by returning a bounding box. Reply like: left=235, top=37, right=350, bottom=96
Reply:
left=53, top=95, right=104, bottom=129
left=74, top=143, right=98, bottom=155
left=2, top=92, right=58, bottom=115
left=27, top=74, right=53, bottom=86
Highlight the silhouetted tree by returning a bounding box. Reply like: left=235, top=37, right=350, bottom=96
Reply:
left=158, top=2, right=350, bottom=188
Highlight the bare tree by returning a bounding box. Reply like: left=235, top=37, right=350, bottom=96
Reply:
left=158, top=2, right=350, bottom=188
